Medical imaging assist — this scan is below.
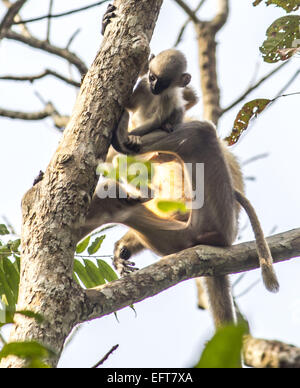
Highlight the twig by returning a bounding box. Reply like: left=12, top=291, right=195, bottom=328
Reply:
left=13, top=0, right=109, bottom=25
left=92, top=344, right=119, bottom=368
left=0, top=69, right=80, bottom=87
left=174, top=0, right=206, bottom=47
left=275, top=69, right=300, bottom=99
left=173, top=0, right=201, bottom=24
left=235, top=279, right=261, bottom=299
left=222, top=61, right=289, bottom=114
left=66, top=28, right=81, bottom=50
left=5, top=30, right=88, bottom=75
left=242, top=153, right=269, bottom=167
left=46, top=0, right=54, bottom=42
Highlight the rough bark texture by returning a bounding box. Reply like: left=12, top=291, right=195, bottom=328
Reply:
left=243, top=335, right=300, bottom=369
left=82, top=229, right=300, bottom=322
left=0, top=0, right=163, bottom=368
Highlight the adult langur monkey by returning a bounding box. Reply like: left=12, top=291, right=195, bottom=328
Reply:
left=79, top=112, right=278, bottom=328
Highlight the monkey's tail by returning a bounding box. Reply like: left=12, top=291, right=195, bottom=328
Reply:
left=234, top=190, right=279, bottom=293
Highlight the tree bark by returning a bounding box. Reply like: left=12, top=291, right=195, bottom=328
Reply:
left=0, top=0, right=163, bottom=368
left=82, top=228, right=300, bottom=322
left=243, top=335, right=300, bottom=368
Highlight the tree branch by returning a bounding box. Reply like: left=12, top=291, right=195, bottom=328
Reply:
left=211, top=0, right=229, bottom=32
left=243, top=335, right=300, bottom=368
left=174, top=0, right=206, bottom=47
left=5, top=30, right=88, bottom=75
left=13, top=0, right=109, bottom=25
left=46, top=0, right=54, bottom=42
left=173, top=0, right=201, bottom=24
left=82, top=228, right=300, bottom=323
left=0, top=69, right=80, bottom=87
left=0, top=0, right=27, bottom=39
left=222, top=61, right=289, bottom=114
left=0, top=0, right=163, bottom=369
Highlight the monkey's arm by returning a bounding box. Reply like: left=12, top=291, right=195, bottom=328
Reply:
left=183, top=86, right=198, bottom=111
left=129, top=118, right=162, bottom=137
left=126, top=78, right=149, bottom=111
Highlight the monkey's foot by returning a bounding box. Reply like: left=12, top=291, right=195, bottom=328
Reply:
left=101, top=4, right=116, bottom=35
left=33, top=170, right=44, bottom=186
left=113, top=247, right=139, bottom=276
left=125, top=135, right=142, bottom=152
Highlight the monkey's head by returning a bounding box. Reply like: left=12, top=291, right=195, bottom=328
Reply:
left=148, top=49, right=191, bottom=95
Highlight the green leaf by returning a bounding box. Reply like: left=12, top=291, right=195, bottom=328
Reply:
left=83, top=259, right=105, bottom=286
left=253, top=0, right=300, bottom=12
left=195, top=324, right=247, bottom=369
left=88, top=236, right=106, bottom=255
left=260, top=15, right=300, bottom=63
left=156, top=200, right=188, bottom=214
left=0, top=264, right=16, bottom=308
left=27, top=359, right=51, bottom=368
left=96, top=259, right=118, bottom=282
left=9, top=239, right=21, bottom=253
left=15, top=310, right=44, bottom=324
left=73, top=259, right=94, bottom=289
left=0, top=341, right=55, bottom=362
left=1, top=258, right=19, bottom=304
left=225, top=99, right=272, bottom=146
left=76, top=236, right=90, bottom=254
left=0, top=225, right=9, bottom=236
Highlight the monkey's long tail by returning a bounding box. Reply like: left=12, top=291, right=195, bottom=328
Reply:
left=234, top=190, right=279, bottom=293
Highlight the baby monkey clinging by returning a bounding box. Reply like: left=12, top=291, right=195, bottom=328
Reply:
left=125, top=49, right=197, bottom=149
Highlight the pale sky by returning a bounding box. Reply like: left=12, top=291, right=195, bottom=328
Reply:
left=0, top=0, right=300, bottom=368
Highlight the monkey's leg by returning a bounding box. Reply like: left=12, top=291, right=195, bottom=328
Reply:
left=204, top=276, right=235, bottom=328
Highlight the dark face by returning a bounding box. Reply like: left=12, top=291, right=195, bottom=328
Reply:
left=149, top=72, right=172, bottom=95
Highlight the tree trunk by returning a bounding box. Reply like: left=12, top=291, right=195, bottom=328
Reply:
left=0, top=0, right=163, bottom=368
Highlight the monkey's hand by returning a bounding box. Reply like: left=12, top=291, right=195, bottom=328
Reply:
left=161, top=123, right=174, bottom=133
left=125, top=135, right=142, bottom=152
left=101, top=3, right=116, bottom=35
left=113, top=245, right=139, bottom=276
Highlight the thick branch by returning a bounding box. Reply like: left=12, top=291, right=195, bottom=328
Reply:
left=1, top=0, right=31, bottom=37
left=243, top=335, right=300, bottom=368
left=0, top=0, right=27, bottom=39
left=83, top=228, right=300, bottom=322
left=174, top=0, right=206, bottom=47
left=5, top=30, right=88, bottom=75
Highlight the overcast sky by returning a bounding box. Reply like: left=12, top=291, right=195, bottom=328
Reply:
left=0, top=0, right=300, bottom=368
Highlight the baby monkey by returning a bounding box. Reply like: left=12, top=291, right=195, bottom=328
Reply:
left=123, top=49, right=196, bottom=151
